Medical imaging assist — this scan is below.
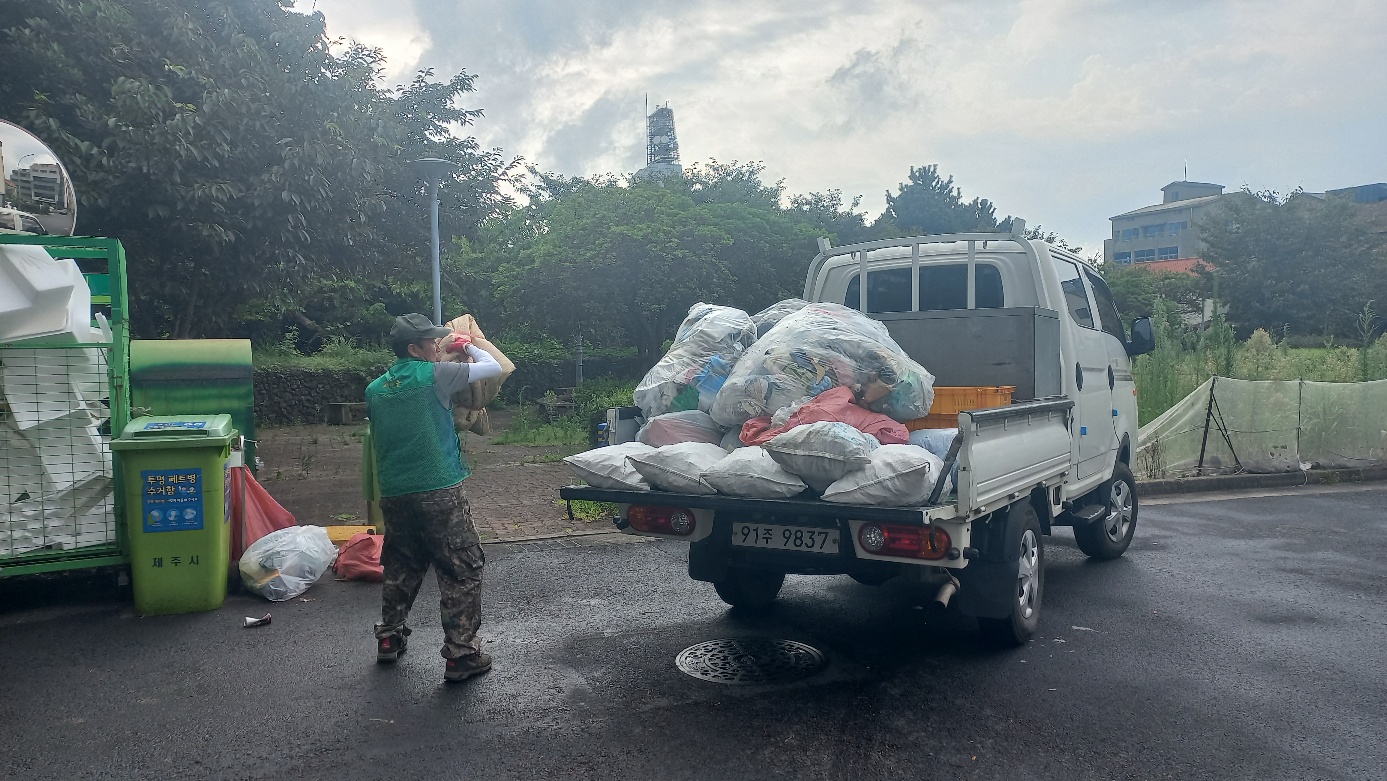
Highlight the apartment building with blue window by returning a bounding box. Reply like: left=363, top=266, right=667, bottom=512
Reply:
left=1103, top=181, right=1224, bottom=267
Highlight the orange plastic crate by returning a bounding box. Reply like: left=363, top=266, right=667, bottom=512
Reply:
left=904, top=386, right=1015, bottom=431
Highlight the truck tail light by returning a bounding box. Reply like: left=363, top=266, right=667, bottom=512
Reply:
left=627, top=506, right=697, bottom=536
left=857, top=523, right=951, bottom=560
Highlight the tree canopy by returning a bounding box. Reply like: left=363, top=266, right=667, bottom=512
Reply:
left=0, top=0, right=513, bottom=338
left=1199, top=190, right=1387, bottom=339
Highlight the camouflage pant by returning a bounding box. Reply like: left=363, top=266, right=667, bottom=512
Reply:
left=374, top=483, right=485, bottom=659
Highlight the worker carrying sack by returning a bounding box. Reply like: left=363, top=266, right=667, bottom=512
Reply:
left=333, top=531, right=384, bottom=582
left=443, top=314, right=516, bottom=435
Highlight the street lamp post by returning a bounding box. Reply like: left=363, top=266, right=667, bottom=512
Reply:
left=409, top=157, right=461, bottom=325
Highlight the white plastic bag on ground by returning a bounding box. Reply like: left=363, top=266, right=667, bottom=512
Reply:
left=750, top=298, right=810, bottom=337
left=822, top=444, right=945, bottom=507
left=636, top=410, right=724, bottom=447
left=702, top=446, right=807, bottom=499
left=239, top=525, right=338, bottom=602
left=763, top=421, right=877, bottom=493
left=626, top=442, right=727, bottom=494
left=633, top=303, right=757, bottom=419
left=563, top=442, right=653, bottom=490
left=710, top=302, right=935, bottom=428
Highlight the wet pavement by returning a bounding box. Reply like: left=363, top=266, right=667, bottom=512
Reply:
left=2, top=484, right=1384, bottom=780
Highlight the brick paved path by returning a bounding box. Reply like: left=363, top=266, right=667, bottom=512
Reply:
left=256, top=414, right=611, bottom=543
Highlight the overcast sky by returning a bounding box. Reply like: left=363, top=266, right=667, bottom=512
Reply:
left=294, top=0, right=1387, bottom=256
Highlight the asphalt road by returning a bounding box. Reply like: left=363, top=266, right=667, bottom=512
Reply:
left=2, top=484, right=1384, bottom=780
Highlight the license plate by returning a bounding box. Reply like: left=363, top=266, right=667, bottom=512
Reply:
left=731, top=523, right=840, bottom=554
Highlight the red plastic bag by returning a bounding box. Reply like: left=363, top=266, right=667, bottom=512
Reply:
left=333, top=532, right=384, bottom=582
left=229, top=466, right=297, bottom=563
left=740, top=386, right=910, bottom=446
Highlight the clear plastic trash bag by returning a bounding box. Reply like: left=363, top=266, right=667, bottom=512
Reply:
left=239, top=525, right=338, bottom=602
left=633, top=304, right=757, bottom=419
left=710, top=302, right=935, bottom=427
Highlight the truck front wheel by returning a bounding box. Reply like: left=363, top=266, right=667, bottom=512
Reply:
left=1073, top=462, right=1138, bottom=560
left=977, top=503, right=1044, bottom=647
left=713, top=569, right=785, bottom=611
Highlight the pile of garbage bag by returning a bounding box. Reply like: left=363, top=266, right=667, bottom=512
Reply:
left=633, top=304, right=757, bottom=419
left=709, top=302, right=935, bottom=428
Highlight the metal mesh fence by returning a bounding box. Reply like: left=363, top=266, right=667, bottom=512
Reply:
left=0, top=344, right=116, bottom=558
left=1136, top=376, right=1387, bottom=479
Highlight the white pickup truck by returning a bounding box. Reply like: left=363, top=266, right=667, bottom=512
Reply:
left=560, top=222, right=1156, bottom=645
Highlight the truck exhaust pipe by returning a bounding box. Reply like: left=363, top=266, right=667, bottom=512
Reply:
left=934, top=576, right=960, bottom=609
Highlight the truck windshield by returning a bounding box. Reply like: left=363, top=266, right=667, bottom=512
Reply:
left=846, top=264, right=1003, bottom=313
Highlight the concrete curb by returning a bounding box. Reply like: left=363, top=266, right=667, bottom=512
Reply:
left=1138, top=466, right=1387, bottom=498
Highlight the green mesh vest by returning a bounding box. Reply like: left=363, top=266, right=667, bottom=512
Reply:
left=366, top=359, right=470, bottom=497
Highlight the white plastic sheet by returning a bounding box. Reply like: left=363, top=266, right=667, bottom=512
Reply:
left=1136, top=377, right=1387, bottom=478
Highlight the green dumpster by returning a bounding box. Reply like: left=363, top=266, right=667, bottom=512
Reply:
left=111, top=415, right=236, bottom=615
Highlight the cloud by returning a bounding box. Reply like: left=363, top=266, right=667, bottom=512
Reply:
left=298, top=0, right=1387, bottom=254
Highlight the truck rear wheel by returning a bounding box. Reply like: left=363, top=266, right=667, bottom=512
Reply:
left=713, top=569, right=785, bottom=611
left=977, top=502, right=1044, bottom=647
left=1073, top=462, right=1138, bottom=560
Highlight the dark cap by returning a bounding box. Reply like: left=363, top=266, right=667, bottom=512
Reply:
left=389, top=313, right=452, bottom=343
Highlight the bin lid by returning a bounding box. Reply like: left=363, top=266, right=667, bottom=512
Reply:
left=112, top=414, right=237, bottom=451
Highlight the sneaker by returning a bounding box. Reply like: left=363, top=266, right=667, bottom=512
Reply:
left=376, top=632, right=408, bottom=663
left=444, top=652, right=493, bottom=682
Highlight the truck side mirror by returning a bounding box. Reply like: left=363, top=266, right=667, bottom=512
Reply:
left=1126, top=317, right=1155, bottom=356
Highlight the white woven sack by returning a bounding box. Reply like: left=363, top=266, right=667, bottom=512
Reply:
left=763, top=421, right=877, bottom=493
left=701, top=446, right=807, bottom=499
left=822, top=444, right=944, bottom=507
left=626, top=442, right=727, bottom=494
left=563, top=442, right=653, bottom=490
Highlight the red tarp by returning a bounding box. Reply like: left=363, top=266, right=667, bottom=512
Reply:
left=740, top=386, right=910, bottom=447
left=228, top=466, right=297, bottom=563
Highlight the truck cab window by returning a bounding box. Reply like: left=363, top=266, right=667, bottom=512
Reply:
left=844, top=268, right=913, bottom=313
left=846, top=264, right=1004, bottom=312
left=1084, top=268, right=1126, bottom=342
left=1055, top=260, right=1095, bottom=329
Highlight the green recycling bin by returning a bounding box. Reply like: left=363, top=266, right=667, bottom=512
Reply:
left=112, top=414, right=237, bottom=615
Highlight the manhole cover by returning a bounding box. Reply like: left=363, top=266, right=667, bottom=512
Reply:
left=675, top=638, right=828, bottom=685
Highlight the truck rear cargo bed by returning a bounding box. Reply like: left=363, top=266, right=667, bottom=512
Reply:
left=558, top=485, right=949, bottom=525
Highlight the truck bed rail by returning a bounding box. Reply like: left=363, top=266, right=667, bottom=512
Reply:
left=558, top=486, right=949, bottom=525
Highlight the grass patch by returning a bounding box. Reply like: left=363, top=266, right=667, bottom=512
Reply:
left=254, top=334, right=393, bottom=371
left=494, top=407, right=587, bottom=446
left=562, top=499, right=619, bottom=522
left=495, top=377, right=641, bottom=447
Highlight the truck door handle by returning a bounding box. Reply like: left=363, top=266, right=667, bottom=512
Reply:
left=1108, top=366, right=1115, bottom=390
left=1075, top=362, right=1083, bottom=391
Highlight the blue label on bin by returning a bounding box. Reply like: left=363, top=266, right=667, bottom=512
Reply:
left=141, top=469, right=204, bottom=533
left=143, top=421, right=207, bottom=430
